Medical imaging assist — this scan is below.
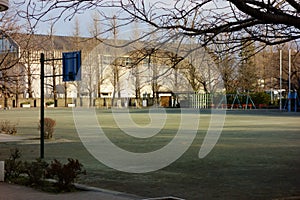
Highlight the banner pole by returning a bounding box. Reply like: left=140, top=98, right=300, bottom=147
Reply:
left=40, top=53, right=45, bottom=159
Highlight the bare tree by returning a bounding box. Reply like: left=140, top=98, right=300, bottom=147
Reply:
left=9, top=63, right=26, bottom=107
left=130, top=21, right=142, bottom=100
left=271, top=43, right=300, bottom=94
left=208, top=46, right=238, bottom=93
left=47, top=21, right=60, bottom=106
left=82, top=52, right=97, bottom=107
left=0, top=8, right=25, bottom=107
left=22, top=46, right=37, bottom=99
left=18, top=0, right=300, bottom=53
left=117, top=0, right=300, bottom=51
left=254, top=46, right=276, bottom=91
left=181, top=39, right=218, bottom=93
left=290, top=45, right=300, bottom=93
left=71, top=17, right=83, bottom=106
left=237, top=40, right=258, bottom=92
left=110, top=15, right=121, bottom=107
left=0, top=9, right=21, bottom=70
left=89, top=11, right=104, bottom=98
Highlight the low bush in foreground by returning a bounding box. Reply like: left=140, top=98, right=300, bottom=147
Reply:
left=4, top=149, right=23, bottom=180
left=46, top=158, right=86, bottom=191
left=4, top=148, right=86, bottom=192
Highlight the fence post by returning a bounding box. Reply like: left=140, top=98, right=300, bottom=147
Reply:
left=0, top=161, right=4, bottom=181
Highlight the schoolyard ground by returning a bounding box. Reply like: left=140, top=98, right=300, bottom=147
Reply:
left=0, top=108, right=299, bottom=200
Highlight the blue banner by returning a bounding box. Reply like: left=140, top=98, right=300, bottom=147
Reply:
left=62, top=51, right=81, bottom=81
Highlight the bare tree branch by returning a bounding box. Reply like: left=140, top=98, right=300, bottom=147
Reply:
left=13, top=0, right=300, bottom=53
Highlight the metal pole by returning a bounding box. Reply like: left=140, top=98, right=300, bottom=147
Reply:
left=288, top=49, right=291, bottom=112
left=279, top=50, right=283, bottom=111
left=295, top=92, right=298, bottom=112
left=40, top=53, right=45, bottom=159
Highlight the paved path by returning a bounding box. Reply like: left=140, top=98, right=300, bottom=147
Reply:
left=0, top=182, right=142, bottom=200
left=0, top=134, right=26, bottom=143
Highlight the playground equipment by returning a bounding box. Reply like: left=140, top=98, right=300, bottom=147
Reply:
left=217, top=92, right=256, bottom=109
left=284, top=91, right=299, bottom=112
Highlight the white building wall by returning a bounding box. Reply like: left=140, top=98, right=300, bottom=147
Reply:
left=15, top=38, right=218, bottom=102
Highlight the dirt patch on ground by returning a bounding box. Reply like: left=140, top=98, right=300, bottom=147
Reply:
left=0, top=134, right=26, bottom=142
left=0, top=134, right=75, bottom=144
left=20, top=138, right=75, bottom=144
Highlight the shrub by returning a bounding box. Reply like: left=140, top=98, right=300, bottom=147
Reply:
left=20, top=102, right=31, bottom=107
left=251, top=92, right=271, bottom=105
left=4, top=149, right=86, bottom=192
left=0, top=120, right=17, bottom=135
left=46, top=158, right=86, bottom=191
left=46, top=101, right=54, bottom=106
left=23, top=158, right=49, bottom=186
left=5, top=148, right=23, bottom=181
left=38, top=118, right=56, bottom=139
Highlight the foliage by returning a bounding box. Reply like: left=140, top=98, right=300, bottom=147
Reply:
left=238, top=40, right=258, bottom=92
left=4, top=148, right=23, bottom=181
left=4, top=148, right=86, bottom=192
left=46, top=101, right=54, bottom=106
left=23, top=158, right=49, bottom=186
left=20, top=102, right=31, bottom=107
left=251, top=92, right=271, bottom=105
left=38, top=118, right=56, bottom=139
left=0, top=120, right=17, bottom=135
left=46, top=158, right=86, bottom=191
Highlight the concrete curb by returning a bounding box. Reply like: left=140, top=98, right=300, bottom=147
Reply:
left=74, top=183, right=143, bottom=199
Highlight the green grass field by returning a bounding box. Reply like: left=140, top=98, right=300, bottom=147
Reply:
left=0, top=108, right=300, bottom=200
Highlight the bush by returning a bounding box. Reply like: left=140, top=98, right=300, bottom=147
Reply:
left=38, top=118, right=56, bottom=139
left=46, top=158, right=86, bottom=191
left=0, top=120, right=17, bottom=135
left=46, top=101, right=54, bottom=106
left=20, top=102, right=31, bottom=107
left=5, top=148, right=23, bottom=181
left=251, top=92, right=271, bottom=105
left=4, top=149, right=86, bottom=192
left=23, top=159, right=49, bottom=186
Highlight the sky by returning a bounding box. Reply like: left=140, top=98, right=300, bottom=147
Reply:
left=14, top=0, right=230, bottom=39
left=34, top=10, right=95, bottom=37
left=10, top=1, right=106, bottom=37
left=27, top=6, right=139, bottom=40
left=35, top=10, right=149, bottom=41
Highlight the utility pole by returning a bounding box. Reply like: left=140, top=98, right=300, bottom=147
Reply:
left=288, top=49, right=291, bottom=112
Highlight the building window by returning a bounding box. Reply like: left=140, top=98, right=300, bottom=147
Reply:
left=0, top=34, right=18, bottom=54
